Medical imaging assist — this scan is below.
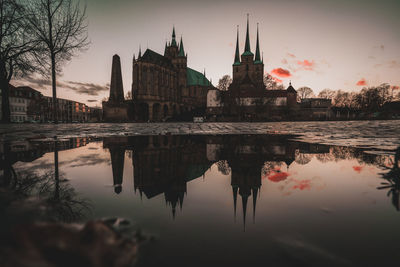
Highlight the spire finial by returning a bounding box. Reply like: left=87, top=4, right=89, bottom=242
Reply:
left=255, top=22, right=261, bottom=62
left=234, top=25, right=240, bottom=64
left=171, top=25, right=177, bottom=47
left=138, top=45, right=141, bottom=58
left=244, top=14, right=251, bottom=53
left=178, top=35, right=185, bottom=57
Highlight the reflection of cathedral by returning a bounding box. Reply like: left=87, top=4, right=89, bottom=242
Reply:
left=103, top=135, right=305, bottom=223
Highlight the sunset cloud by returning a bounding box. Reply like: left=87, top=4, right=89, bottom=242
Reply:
left=297, top=59, right=315, bottom=70
left=271, top=68, right=291, bottom=78
left=356, top=78, right=367, bottom=86
left=287, top=53, right=296, bottom=58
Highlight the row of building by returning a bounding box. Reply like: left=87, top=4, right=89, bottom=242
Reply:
left=0, top=84, right=102, bottom=123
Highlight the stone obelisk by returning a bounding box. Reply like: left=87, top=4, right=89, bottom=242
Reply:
left=109, top=54, right=124, bottom=103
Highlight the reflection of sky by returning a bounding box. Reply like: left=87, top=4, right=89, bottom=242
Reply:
left=12, top=139, right=400, bottom=266
left=13, top=0, right=400, bottom=106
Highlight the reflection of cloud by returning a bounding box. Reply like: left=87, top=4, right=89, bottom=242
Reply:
left=352, top=165, right=363, bottom=173
left=61, top=153, right=110, bottom=168
left=292, top=179, right=312, bottom=190
left=271, top=68, right=291, bottom=78
left=268, top=170, right=290, bottom=182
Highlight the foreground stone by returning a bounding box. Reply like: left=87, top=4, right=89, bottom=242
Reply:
left=1, top=221, right=138, bottom=267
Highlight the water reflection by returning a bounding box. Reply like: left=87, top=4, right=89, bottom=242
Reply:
left=1, top=135, right=399, bottom=226
left=101, top=135, right=399, bottom=228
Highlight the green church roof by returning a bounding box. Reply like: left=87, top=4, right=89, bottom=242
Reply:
left=187, top=68, right=212, bottom=86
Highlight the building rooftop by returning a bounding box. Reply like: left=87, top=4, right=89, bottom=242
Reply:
left=187, top=68, right=212, bottom=87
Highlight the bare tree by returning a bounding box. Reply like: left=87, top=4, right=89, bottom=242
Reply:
left=318, top=88, right=335, bottom=99
left=27, top=0, right=89, bottom=123
left=217, top=74, right=232, bottom=91
left=297, top=86, right=314, bottom=100
left=263, top=74, right=285, bottom=90
left=0, top=0, right=38, bottom=123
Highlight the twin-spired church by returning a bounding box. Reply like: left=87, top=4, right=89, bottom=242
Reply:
left=103, top=16, right=299, bottom=122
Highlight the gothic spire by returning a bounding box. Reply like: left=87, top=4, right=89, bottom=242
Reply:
left=164, top=41, right=168, bottom=56
left=171, top=26, right=177, bottom=47
left=242, top=194, right=249, bottom=232
left=138, top=45, right=142, bottom=58
left=244, top=14, right=251, bottom=53
left=233, top=186, right=238, bottom=223
left=234, top=25, right=240, bottom=64
left=255, top=23, right=261, bottom=62
left=252, top=187, right=259, bottom=224
left=178, top=36, right=185, bottom=57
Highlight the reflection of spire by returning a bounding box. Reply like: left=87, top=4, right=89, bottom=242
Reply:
left=252, top=187, right=258, bottom=224
left=110, top=147, right=125, bottom=194
left=242, top=194, right=249, bottom=232
left=233, top=186, right=238, bottom=223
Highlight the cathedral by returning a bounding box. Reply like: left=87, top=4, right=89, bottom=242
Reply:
left=103, top=27, right=214, bottom=122
left=207, top=16, right=298, bottom=121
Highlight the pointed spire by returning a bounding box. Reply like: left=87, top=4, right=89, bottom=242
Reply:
left=138, top=45, right=142, bottom=58
left=244, top=14, right=251, bottom=53
left=242, top=194, right=248, bottom=232
left=233, top=186, right=238, bottom=223
left=171, top=26, right=177, bottom=47
left=234, top=25, right=240, bottom=64
left=164, top=41, right=168, bottom=56
left=178, top=36, right=185, bottom=57
left=262, top=52, right=264, bottom=63
left=252, top=187, right=258, bottom=224
left=255, top=23, right=261, bottom=62
left=133, top=54, right=135, bottom=61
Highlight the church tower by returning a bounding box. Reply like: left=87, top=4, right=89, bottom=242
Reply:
left=231, top=15, right=265, bottom=91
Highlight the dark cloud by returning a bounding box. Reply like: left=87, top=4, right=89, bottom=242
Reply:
left=15, top=76, right=108, bottom=97
left=87, top=99, right=98, bottom=103
left=64, top=81, right=108, bottom=96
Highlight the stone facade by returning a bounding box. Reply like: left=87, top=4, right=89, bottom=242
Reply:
left=132, top=28, right=213, bottom=121
left=104, top=27, right=214, bottom=122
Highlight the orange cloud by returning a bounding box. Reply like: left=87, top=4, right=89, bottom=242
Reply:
left=297, top=59, right=315, bottom=70
left=356, top=78, right=367, bottom=86
left=352, top=166, right=363, bottom=173
left=268, top=171, right=290, bottom=182
left=292, top=179, right=312, bottom=190
left=287, top=53, right=296, bottom=58
left=271, top=68, right=291, bottom=78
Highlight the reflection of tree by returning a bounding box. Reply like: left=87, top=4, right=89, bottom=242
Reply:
left=377, top=147, right=400, bottom=211
left=216, top=160, right=231, bottom=175
left=295, top=153, right=312, bottom=165
left=10, top=170, right=91, bottom=222
left=315, top=153, right=335, bottom=163
left=261, top=162, right=283, bottom=177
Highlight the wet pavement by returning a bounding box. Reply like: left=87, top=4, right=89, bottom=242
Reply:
left=1, top=122, right=400, bottom=266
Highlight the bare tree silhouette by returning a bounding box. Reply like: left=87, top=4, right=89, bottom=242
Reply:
left=0, top=0, right=39, bottom=123
left=27, top=0, right=89, bottom=123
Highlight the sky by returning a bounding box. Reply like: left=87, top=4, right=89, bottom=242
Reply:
left=14, top=0, right=400, bottom=106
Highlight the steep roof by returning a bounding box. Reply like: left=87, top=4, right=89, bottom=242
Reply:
left=187, top=68, right=212, bottom=86
left=286, top=83, right=297, bottom=93
left=140, top=49, right=174, bottom=68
